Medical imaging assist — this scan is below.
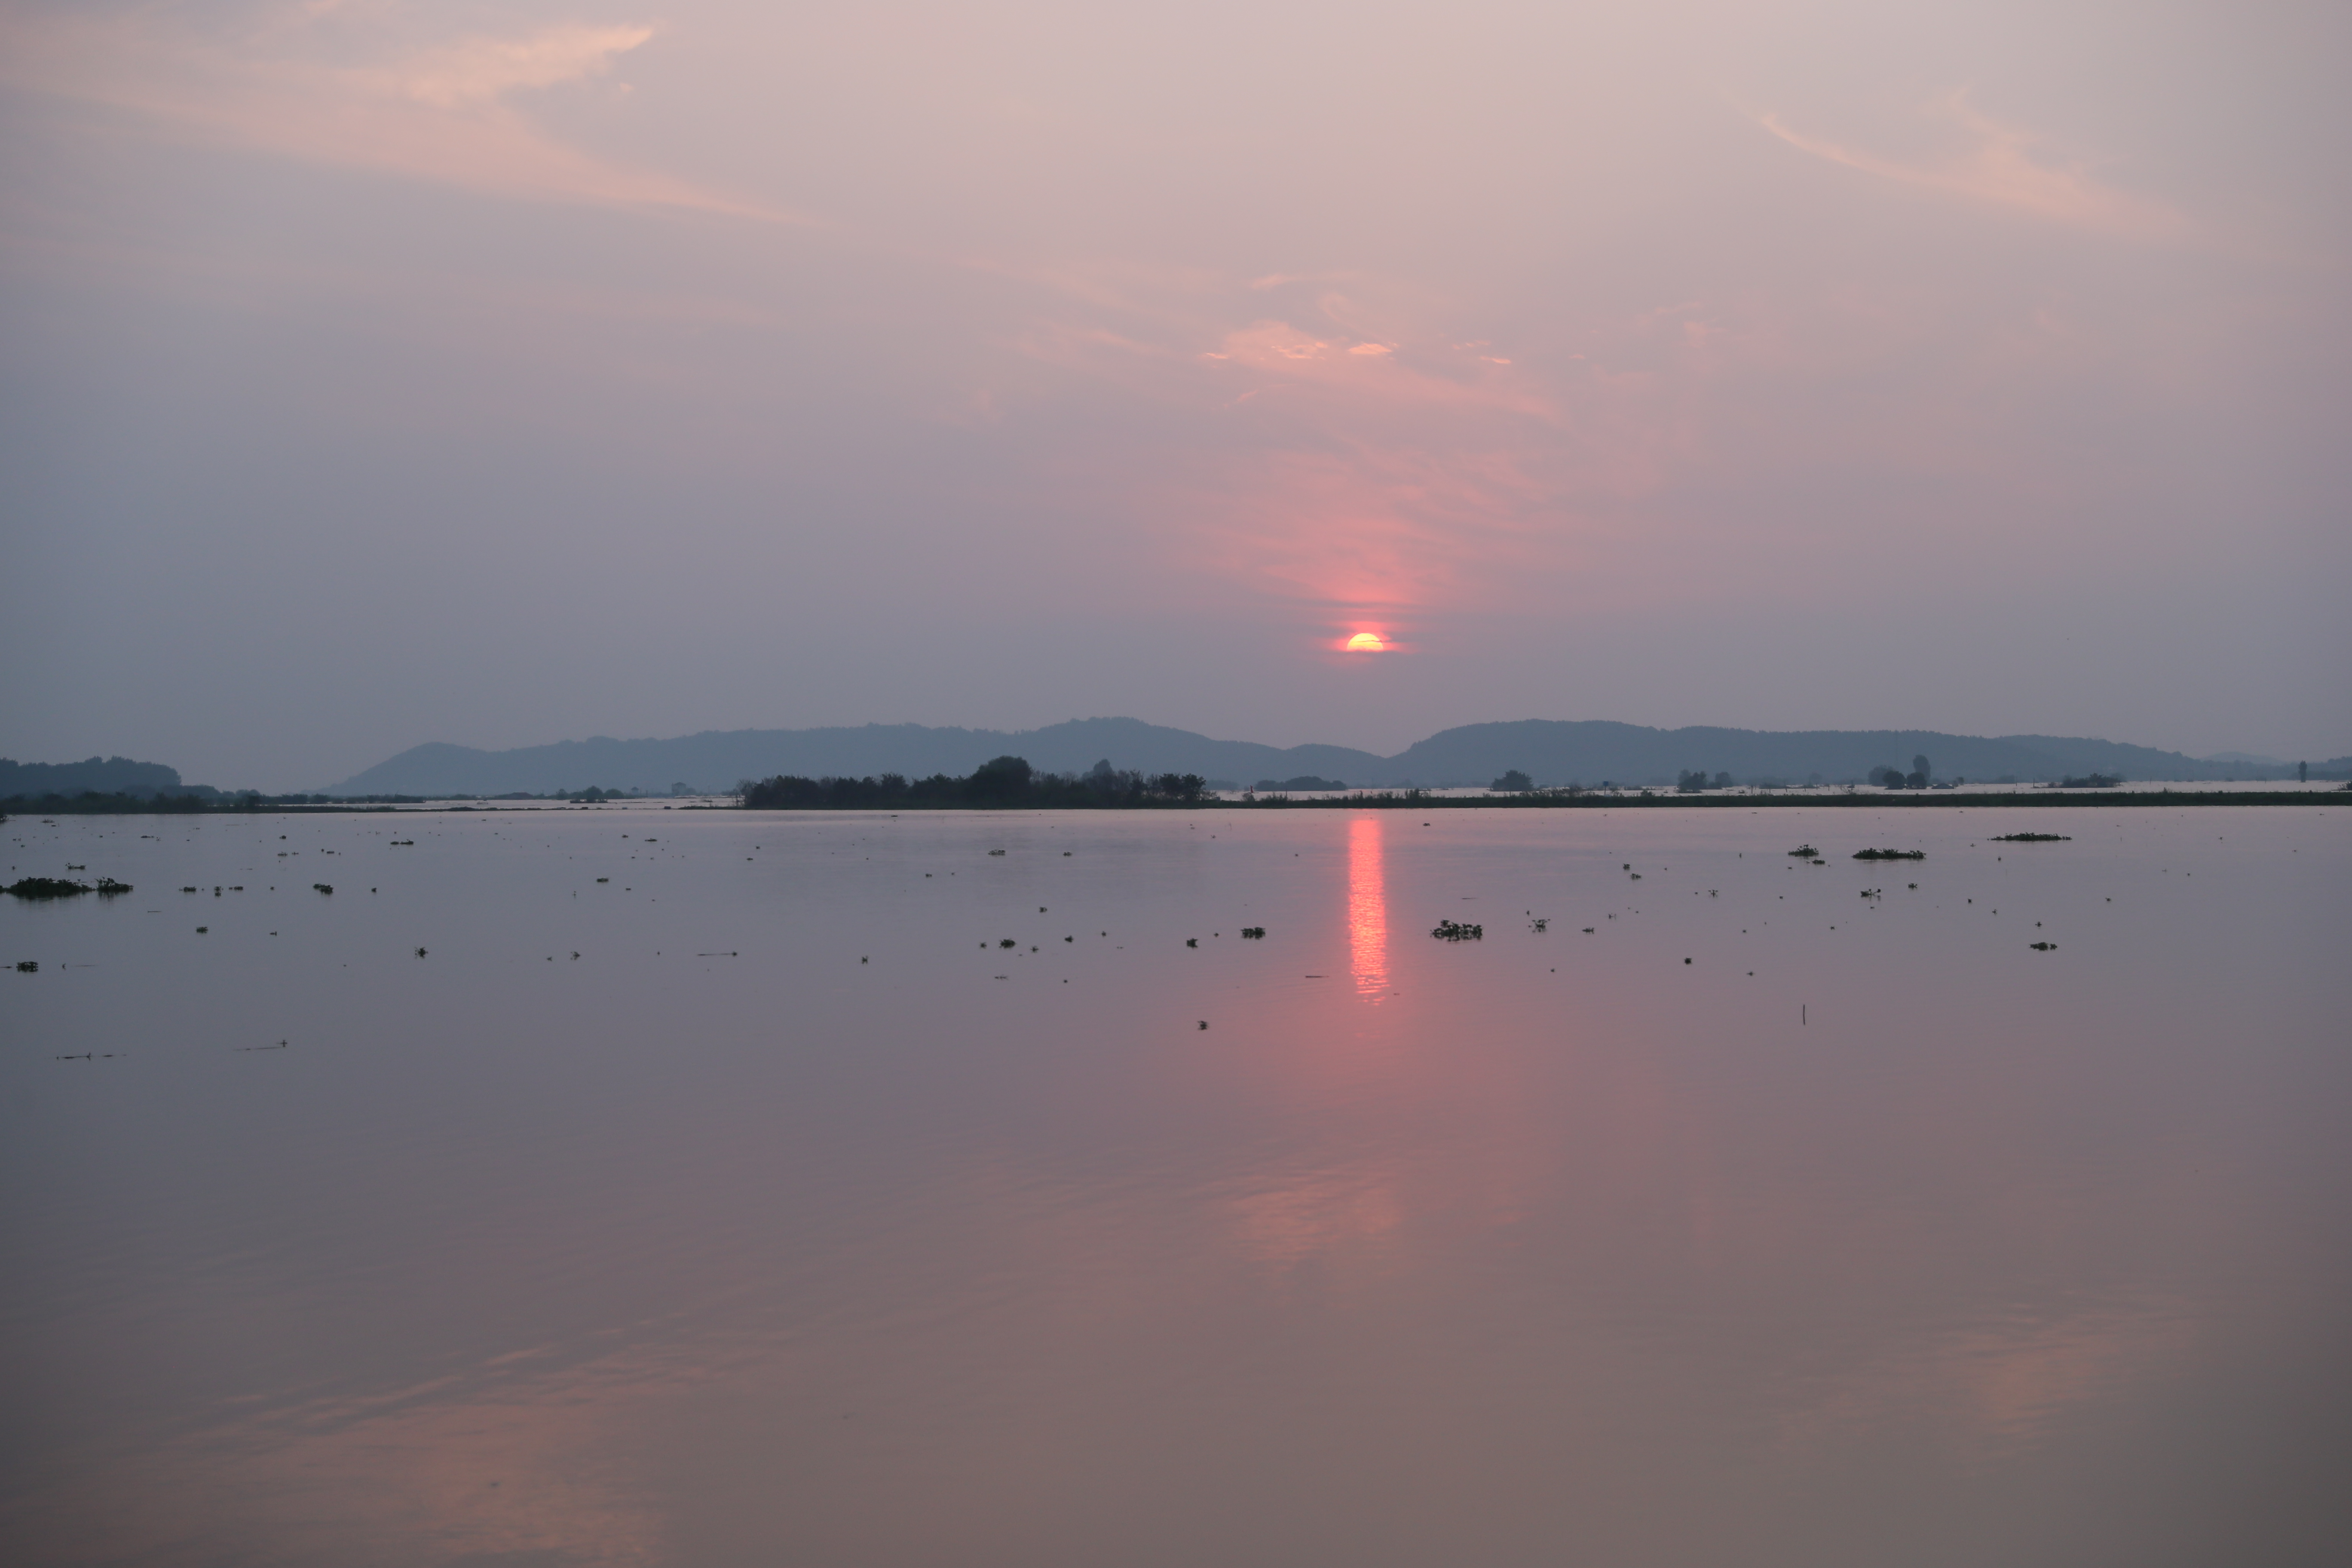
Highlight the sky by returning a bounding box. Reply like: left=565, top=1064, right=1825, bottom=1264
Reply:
left=2, top=0, right=2346, bottom=789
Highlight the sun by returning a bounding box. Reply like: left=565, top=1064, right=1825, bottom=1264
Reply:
left=1344, top=632, right=1387, bottom=652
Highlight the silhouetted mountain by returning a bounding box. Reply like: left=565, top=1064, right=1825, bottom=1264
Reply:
left=321, top=718, right=2304, bottom=796
left=325, top=720, right=1383, bottom=796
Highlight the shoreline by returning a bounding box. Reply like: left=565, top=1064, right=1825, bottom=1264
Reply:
left=8, top=789, right=2343, bottom=817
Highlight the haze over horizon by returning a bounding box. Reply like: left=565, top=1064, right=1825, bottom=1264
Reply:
left=5, top=1, right=2347, bottom=790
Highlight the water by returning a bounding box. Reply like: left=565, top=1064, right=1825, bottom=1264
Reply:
left=4, top=805, right=2347, bottom=1566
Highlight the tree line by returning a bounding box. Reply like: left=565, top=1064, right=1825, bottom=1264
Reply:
left=739, top=757, right=1208, bottom=810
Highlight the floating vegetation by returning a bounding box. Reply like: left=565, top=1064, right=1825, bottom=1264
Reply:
left=7, top=877, right=92, bottom=899
left=1787, top=845, right=1818, bottom=858
left=2030, top=941, right=2057, bottom=951
left=313, top=883, right=334, bottom=894
left=1853, top=848, right=1925, bottom=861
left=1240, top=927, right=1266, bottom=938
left=95, top=878, right=132, bottom=895
left=14, top=960, right=35, bottom=972
left=998, top=939, right=1017, bottom=949
left=1992, top=833, right=2072, bottom=842
left=988, top=849, right=1007, bottom=856
left=1185, top=938, right=1199, bottom=947
left=1529, top=918, right=1549, bottom=932
left=1430, top=919, right=1484, bottom=941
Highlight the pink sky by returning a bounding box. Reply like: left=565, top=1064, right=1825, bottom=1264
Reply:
left=2, top=0, right=2345, bottom=785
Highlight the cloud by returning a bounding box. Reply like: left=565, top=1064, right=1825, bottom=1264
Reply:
left=1760, top=95, right=2190, bottom=243
left=0, top=8, right=795, bottom=221
left=404, top=24, right=654, bottom=110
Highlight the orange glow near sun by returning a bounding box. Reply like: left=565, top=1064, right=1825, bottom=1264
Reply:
left=1344, top=632, right=1386, bottom=651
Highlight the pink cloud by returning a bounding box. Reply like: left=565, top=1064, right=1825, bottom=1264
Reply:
left=1759, top=95, right=2189, bottom=243
left=0, top=9, right=797, bottom=222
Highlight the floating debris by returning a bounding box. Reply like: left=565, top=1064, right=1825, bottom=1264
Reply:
left=1431, top=919, right=1483, bottom=941
left=2030, top=941, right=2057, bottom=951
left=1197, top=1020, right=1209, bottom=1030
left=1185, top=938, right=1199, bottom=947
left=313, top=884, right=334, bottom=894
left=14, top=960, right=35, bottom=972
left=1529, top=918, right=1549, bottom=931
left=1992, top=833, right=2072, bottom=842
left=988, top=849, right=1007, bottom=856
left=1853, top=848, right=1925, bottom=861
left=999, top=938, right=1017, bottom=948
left=1240, top=926, right=1266, bottom=939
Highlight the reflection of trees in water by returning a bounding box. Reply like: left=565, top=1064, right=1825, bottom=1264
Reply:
left=1349, top=816, right=1387, bottom=999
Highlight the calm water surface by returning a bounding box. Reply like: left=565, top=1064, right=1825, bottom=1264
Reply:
left=4, top=805, right=2347, bottom=1566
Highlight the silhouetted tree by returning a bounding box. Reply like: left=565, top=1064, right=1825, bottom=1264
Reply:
left=968, top=756, right=1034, bottom=799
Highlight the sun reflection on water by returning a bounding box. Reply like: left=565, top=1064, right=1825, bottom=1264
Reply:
left=1348, top=815, right=1387, bottom=999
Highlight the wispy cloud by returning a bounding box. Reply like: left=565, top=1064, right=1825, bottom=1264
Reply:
left=0, top=8, right=798, bottom=221
left=1760, top=95, right=2189, bottom=243
left=403, top=24, right=653, bottom=110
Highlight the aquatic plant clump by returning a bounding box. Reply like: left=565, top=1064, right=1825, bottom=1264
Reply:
left=7, top=877, right=95, bottom=899
left=1852, top=848, right=1925, bottom=861
left=1430, top=919, right=1484, bottom=941
left=1787, top=845, right=1818, bottom=858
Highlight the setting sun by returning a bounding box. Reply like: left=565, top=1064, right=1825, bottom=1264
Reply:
left=1344, top=632, right=1386, bottom=651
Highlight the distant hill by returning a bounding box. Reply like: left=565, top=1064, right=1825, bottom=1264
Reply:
left=322, top=718, right=2307, bottom=796
left=0, top=756, right=195, bottom=798
left=325, top=720, right=1386, bottom=797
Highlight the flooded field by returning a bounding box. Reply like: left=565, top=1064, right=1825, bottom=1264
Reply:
left=4, top=804, right=2347, bottom=1567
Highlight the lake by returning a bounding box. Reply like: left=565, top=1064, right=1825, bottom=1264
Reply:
left=4, top=804, right=2347, bottom=1566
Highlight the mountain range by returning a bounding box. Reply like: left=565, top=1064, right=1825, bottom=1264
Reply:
left=318, top=719, right=2342, bottom=796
